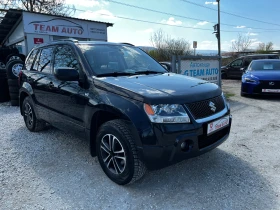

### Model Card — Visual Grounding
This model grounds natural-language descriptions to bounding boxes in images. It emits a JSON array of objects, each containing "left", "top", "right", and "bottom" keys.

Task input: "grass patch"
[{"left": 224, "top": 92, "right": 235, "bottom": 99}]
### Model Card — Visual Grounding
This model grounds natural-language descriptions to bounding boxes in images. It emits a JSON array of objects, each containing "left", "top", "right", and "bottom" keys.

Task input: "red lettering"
[
  {"left": 46, "top": 25, "right": 51, "bottom": 32},
  {"left": 67, "top": 28, "right": 72, "bottom": 34},
  {"left": 52, "top": 26, "right": 59, "bottom": 33},
  {"left": 34, "top": 23, "right": 39, "bottom": 30},
  {"left": 40, "top": 24, "right": 45, "bottom": 31},
  {"left": 78, "top": 29, "right": 83, "bottom": 35},
  {"left": 72, "top": 28, "right": 77, "bottom": 34},
  {"left": 61, "top": 27, "right": 66, "bottom": 33}
]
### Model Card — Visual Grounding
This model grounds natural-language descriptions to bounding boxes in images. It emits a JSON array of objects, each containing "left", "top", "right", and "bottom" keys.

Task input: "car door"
[
  {"left": 228, "top": 58, "right": 243, "bottom": 78},
  {"left": 47, "top": 45, "right": 88, "bottom": 137},
  {"left": 24, "top": 47, "right": 54, "bottom": 122}
]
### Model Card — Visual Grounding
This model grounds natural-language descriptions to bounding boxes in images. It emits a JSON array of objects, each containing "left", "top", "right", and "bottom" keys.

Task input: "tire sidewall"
[
  {"left": 96, "top": 122, "right": 135, "bottom": 185},
  {"left": 6, "top": 60, "right": 24, "bottom": 79},
  {"left": 22, "top": 97, "right": 36, "bottom": 131}
]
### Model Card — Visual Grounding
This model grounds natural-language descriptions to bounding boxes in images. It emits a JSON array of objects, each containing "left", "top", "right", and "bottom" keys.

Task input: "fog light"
[{"left": 181, "top": 141, "right": 189, "bottom": 152}]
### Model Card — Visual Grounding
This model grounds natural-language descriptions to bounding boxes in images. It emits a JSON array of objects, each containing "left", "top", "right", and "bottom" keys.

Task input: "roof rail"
[
  {"left": 54, "top": 38, "right": 79, "bottom": 43},
  {"left": 120, "top": 42, "right": 135, "bottom": 46}
]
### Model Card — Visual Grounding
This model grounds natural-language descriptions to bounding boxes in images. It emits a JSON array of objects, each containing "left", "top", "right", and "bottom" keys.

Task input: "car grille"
[
  {"left": 198, "top": 125, "right": 230, "bottom": 149},
  {"left": 253, "top": 80, "right": 280, "bottom": 93},
  {"left": 186, "top": 95, "right": 225, "bottom": 120}
]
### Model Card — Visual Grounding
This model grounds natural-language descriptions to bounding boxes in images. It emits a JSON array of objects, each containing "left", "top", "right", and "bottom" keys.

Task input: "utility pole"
[{"left": 217, "top": 0, "right": 221, "bottom": 87}]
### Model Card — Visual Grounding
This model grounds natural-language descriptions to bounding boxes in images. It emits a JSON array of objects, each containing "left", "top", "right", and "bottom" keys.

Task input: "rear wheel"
[
  {"left": 221, "top": 72, "right": 227, "bottom": 79},
  {"left": 96, "top": 120, "right": 146, "bottom": 185},
  {"left": 22, "top": 96, "right": 46, "bottom": 132}
]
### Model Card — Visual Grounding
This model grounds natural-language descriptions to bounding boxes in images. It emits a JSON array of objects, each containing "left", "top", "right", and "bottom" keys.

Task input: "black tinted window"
[
  {"left": 35, "top": 48, "right": 54, "bottom": 73},
  {"left": 231, "top": 59, "right": 243, "bottom": 67},
  {"left": 25, "top": 49, "right": 38, "bottom": 70},
  {"left": 54, "top": 45, "right": 80, "bottom": 71}
]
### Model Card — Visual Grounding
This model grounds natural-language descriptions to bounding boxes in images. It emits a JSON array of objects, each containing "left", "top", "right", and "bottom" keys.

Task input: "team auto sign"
[
  {"left": 180, "top": 60, "right": 220, "bottom": 84},
  {"left": 22, "top": 12, "right": 107, "bottom": 40}
]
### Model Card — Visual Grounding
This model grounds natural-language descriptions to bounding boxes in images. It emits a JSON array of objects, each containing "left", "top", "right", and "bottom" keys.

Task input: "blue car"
[{"left": 241, "top": 59, "right": 280, "bottom": 96}]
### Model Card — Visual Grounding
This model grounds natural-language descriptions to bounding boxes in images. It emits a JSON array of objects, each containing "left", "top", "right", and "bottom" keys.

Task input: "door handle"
[{"left": 48, "top": 82, "right": 54, "bottom": 88}]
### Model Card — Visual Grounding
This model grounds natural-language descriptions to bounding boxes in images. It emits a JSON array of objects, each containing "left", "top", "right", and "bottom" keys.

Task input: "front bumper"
[
  {"left": 241, "top": 81, "right": 280, "bottom": 95},
  {"left": 138, "top": 110, "right": 232, "bottom": 170}
]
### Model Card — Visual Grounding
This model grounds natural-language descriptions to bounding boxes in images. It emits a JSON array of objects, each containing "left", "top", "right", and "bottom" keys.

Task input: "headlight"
[
  {"left": 144, "top": 104, "right": 190, "bottom": 123},
  {"left": 244, "top": 77, "right": 256, "bottom": 83}
]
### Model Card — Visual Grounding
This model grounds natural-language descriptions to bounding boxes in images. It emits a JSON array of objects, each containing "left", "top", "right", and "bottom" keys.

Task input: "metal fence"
[{"left": 171, "top": 55, "right": 221, "bottom": 87}]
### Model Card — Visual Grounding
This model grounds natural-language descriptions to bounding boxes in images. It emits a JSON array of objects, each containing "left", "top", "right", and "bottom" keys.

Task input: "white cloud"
[
  {"left": 251, "top": 41, "right": 262, "bottom": 47},
  {"left": 230, "top": 39, "right": 236, "bottom": 42},
  {"left": 235, "top": 25, "right": 246, "bottom": 29},
  {"left": 205, "top": 1, "right": 218, "bottom": 5},
  {"left": 161, "top": 17, "right": 182, "bottom": 26},
  {"left": 250, "top": 38, "right": 258, "bottom": 42},
  {"left": 197, "top": 21, "right": 208, "bottom": 26},
  {"left": 248, "top": 32, "right": 258, "bottom": 36},
  {"left": 78, "top": 9, "right": 116, "bottom": 20},
  {"left": 202, "top": 41, "right": 213, "bottom": 44},
  {"left": 65, "top": 0, "right": 108, "bottom": 7}
]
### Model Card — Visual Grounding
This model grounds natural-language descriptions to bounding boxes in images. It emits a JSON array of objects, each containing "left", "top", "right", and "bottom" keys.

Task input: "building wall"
[
  {"left": 7, "top": 21, "right": 24, "bottom": 45},
  {"left": 26, "top": 33, "right": 51, "bottom": 53}
]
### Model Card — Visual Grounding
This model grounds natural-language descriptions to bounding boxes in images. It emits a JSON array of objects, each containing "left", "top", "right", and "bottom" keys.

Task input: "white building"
[{"left": 0, "top": 9, "right": 113, "bottom": 55}]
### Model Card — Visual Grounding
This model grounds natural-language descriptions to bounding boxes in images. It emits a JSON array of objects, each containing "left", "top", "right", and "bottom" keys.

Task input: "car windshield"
[
  {"left": 80, "top": 44, "right": 166, "bottom": 76},
  {"left": 250, "top": 61, "right": 280, "bottom": 71}
]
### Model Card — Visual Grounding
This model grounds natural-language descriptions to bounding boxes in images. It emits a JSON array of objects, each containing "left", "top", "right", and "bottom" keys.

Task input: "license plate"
[
  {"left": 262, "top": 89, "right": 280, "bottom": 93},
  {"left": 207, "top": 115, "right": 230, "bottom": 135}
]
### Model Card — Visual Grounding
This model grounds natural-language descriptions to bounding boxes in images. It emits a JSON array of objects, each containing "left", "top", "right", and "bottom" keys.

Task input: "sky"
[{"left": 64, "top": 0, "right": 280, "bottom": 51}]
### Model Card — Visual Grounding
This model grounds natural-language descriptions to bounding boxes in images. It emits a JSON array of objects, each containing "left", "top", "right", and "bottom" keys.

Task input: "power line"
[
  {"left": 181, "top": 0, "right": 280, "bottom": 27},
  {"left": 107, "top": 0, "right": 280, "bottom": 31},
  {"left": 73, "top": 8, "right": 278, "bottom": 33}
]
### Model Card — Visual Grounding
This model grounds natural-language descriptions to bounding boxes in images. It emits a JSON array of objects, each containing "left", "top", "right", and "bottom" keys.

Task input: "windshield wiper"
[
  {"left": 96, "top": 72, "right": 134, "bottom": 77},
  {"left": 133, "top": 70, "right": 164, "bottom": 75}
]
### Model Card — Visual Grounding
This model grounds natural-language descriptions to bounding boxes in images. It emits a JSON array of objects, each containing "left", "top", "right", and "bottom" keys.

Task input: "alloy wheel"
[
  {"left": 100, "top": 134, "right": 126, "bottom": 175},
  {"left": 12, "top": 63, "right": 23, "bottom": 77},
  {"left": 24, "top": 103, "right": 33, "bottom": 127}
]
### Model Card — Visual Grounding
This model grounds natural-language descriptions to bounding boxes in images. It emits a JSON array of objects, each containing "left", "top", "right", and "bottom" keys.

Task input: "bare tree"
[
  {"left": 257, "top": 42, "right": 274, "bottom": 52},
  {"left": 0, "top": 0, "right": 75, "bottom": 16},
  {"left": 149, "top": 29, "right": 191, "bottom": 61},
  {"left": 231, "top": 33, "right": 252, "bottom": 52}
]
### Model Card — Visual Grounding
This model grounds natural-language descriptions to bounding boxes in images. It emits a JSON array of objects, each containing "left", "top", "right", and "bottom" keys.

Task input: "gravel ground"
[{"left": 1, "top": 80, "right": 280, "bottom": 210}]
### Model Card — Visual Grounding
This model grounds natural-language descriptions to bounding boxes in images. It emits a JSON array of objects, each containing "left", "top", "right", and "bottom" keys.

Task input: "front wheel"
[{"left": 96, "top": 120, "right": 146, "bottom": 185}]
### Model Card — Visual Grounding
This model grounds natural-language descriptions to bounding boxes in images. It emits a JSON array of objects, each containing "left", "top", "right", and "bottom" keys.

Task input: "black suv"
[
  {"left": 19, "top": 40, "right": 232, "bottom": 185},
  {"left": 221, "top": 54, "right": 279, "bottom": 79}
]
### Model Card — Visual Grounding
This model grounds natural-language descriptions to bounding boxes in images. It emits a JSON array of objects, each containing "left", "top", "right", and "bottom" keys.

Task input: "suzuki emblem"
[
  {"left": 269, "top": 82, "right": 275, "bottom": 86},
  {"left": 209, "top": 101, "right": 216, "bottom": 112}
]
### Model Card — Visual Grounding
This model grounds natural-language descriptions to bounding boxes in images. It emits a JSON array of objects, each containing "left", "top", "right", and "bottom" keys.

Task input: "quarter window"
[{"left": 231, "top": 59, "right": 243, "bottom": 67}]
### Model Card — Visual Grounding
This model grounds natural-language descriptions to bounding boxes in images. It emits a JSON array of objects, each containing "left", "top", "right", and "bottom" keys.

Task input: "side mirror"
[{"left": 54, "top": 67, "right": 79, "bottom": 81}]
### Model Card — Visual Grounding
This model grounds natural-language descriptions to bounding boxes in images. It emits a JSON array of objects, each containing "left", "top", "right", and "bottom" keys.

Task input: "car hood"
[
  {"left": 93, "top": 73, "right": 221, "bottom": 104},
  {"left": 248, "top": 70, "right": 280, "bottom": 80}
]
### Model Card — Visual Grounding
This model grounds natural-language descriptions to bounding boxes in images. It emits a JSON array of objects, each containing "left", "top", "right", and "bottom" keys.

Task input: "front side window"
[
  {"left": 80, "top": 44, "right": 166, "bottom": 75},
  {"left": 231, "top": 59, "right": 243, "bottom": 67},
  {"left": 34, "top": 47, "right": 54, "bottom": 73},
  {"left": 25, "top": 49, "right": 38, "bottom": 70},
  {"left": 54, "top": 45, "right": 80, "bottom": 71}
]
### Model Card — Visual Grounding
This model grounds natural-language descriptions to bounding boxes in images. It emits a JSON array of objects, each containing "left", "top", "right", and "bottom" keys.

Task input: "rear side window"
[
  {"left": 54, "top": 45, "right": 80, "bottom": 71},
  {"left": 25, "top": 49, "right": 38, "bottom": 70},
  {"left": 33, "top": 47, "right": 54, "bottom": 73},
  {"left": 268, "top": 55, "right": 279, "bottom": 59}
]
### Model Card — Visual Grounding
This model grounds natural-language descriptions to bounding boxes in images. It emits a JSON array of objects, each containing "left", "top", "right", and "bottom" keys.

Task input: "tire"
[
  {"left": 0, "top": 78, "right": 10, "bottom": 102},
  {"left": 8, "top": 79, "right": 19, "bottom": 87},
  {"left": 0, "top": 60, "right": 5, "bottom": 69},
  {"left": 11, "top": 99, "right": 19, "bottom": 106},
  {"left": 6, "top": 60, "right": 24, "bottom": 79},
  {"left": 22, "top": 96, "right": 46, "bottom": 132},
  {"left": 221, "top": 72, "right": 227, "bottom": 79},
  {"left": 5, "top": 53, "right": 22, "bottom": 63},
  {"left": 0, "top": 67, "right": 7, "bottom": 78},
  {"left": 8, "top": 86, "right": 19, "bottom": 93},
  {"left": 96, "top": 119, "right": 146, "bottom": 185}
]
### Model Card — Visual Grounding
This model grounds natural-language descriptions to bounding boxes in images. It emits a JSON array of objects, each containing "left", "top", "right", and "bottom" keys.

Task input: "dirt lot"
[{"left": 1, "top": 80, "right": 280, "bottom": 210}]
